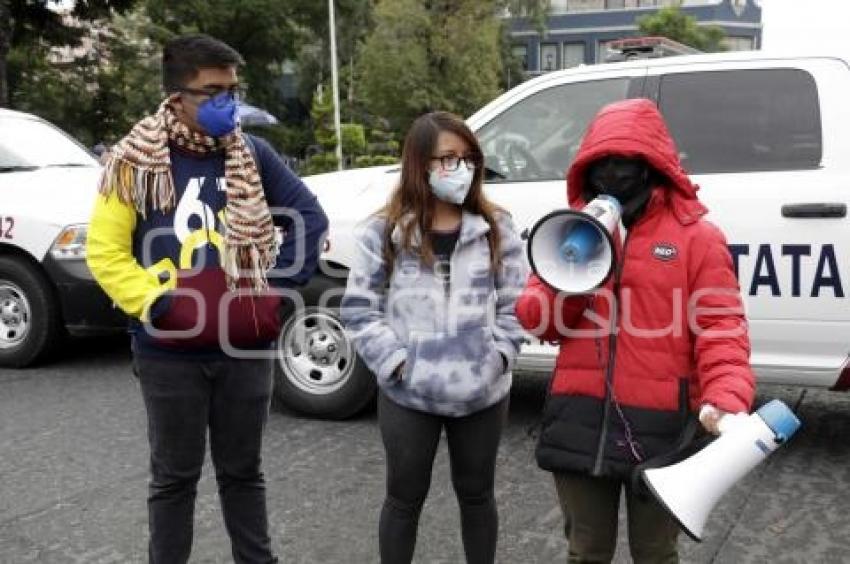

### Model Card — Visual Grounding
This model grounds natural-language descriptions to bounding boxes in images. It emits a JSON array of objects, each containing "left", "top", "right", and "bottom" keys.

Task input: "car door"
[
  {"left": 647, "top": 57, "right": 850, "bottom": 387},
  {"left": 467, "top": 67, "right": 647, "bottom": 371}
]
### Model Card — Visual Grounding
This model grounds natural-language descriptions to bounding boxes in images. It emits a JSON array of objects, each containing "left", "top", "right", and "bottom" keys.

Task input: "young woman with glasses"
[{"left": 341, "top": 111, "right": 528, "bottom": 564}]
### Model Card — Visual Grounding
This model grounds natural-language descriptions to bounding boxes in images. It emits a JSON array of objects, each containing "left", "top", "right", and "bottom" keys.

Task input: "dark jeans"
[
  {"left": 135, "top": 355, "right": 278, "bottom": 564},
  {"left": 377, "top": 392, "right": 509, "bottom": 564},
  {"left": 553, "top": 471, "right": 680, "bottom": 564}
]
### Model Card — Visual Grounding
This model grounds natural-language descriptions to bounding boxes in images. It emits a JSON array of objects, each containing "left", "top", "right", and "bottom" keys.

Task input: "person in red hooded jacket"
[{"left": 515, "top": 98, "right": 755, "bottom": 562}]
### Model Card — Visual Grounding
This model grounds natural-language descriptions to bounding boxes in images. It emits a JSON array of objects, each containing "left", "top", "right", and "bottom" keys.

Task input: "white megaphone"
[
  {"left": 640, "top": 400, "right": 802, "bottom": 542},
  {"left": 527, "top": 195, "right": 621, "bottom": 294}
]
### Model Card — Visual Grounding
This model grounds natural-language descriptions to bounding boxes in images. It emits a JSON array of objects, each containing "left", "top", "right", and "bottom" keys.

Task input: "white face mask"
[{"left": 428, "top": 165, "right": 474, "bottom": 205}]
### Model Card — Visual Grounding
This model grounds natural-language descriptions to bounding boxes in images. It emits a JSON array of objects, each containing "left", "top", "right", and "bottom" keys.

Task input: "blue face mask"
[{"left": 196, "top": 92, "right": 239, "bottom": 137}]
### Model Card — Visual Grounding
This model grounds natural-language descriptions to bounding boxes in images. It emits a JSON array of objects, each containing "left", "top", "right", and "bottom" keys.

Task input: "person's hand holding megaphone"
[{"left": 698, "top": 404, "right": 749, "bottom": 435}]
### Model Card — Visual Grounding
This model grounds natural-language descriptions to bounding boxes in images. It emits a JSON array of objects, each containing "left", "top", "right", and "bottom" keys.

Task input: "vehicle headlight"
[{"left": 50, "top": 224, "right": 88, "bottom": 260}]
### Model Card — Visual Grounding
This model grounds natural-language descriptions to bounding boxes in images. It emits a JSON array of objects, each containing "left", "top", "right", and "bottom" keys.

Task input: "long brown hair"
[{"left": 379, "top": 111, "right": 503, "bottom": 274}]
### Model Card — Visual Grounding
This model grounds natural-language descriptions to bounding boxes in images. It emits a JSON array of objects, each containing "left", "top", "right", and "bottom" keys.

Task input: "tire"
[
  {"left": 273, "top": 275, "right": 377, "bottom": 419},
  {"left": 0, "top": 256, "right": 62, "bottom": 367}
]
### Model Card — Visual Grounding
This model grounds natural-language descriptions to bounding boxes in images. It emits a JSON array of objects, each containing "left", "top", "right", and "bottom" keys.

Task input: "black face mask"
[{"left": 585, "top": 156, "right": 651, "bottom": 227}]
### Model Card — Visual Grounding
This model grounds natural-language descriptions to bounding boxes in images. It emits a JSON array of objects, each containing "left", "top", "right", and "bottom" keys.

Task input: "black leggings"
[{"left": 377, "top": 392, "right": 509, "bottom": 564}]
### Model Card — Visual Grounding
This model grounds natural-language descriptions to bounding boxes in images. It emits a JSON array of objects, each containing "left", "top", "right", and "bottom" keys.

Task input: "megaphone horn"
[
  {"left": 640, "top": 400, "right": 802, "bottom": 542},
  {"left": 527, "top": 195, "right": 622, "bottom": 294}
]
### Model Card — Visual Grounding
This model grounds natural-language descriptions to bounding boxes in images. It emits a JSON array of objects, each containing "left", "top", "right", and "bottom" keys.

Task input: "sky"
[{"left": 759, "top": 0, "right": 850, "bottom": 58}]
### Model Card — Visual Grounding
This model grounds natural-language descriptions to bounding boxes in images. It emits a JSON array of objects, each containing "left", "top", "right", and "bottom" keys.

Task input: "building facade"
[{"left": 508, "top": 0, "right": 762, "bottom": 75}]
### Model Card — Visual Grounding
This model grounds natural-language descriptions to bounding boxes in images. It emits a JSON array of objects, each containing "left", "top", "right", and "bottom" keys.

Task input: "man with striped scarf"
[{"left": 87, "top": 34, "right": 328, "bottom": 564}]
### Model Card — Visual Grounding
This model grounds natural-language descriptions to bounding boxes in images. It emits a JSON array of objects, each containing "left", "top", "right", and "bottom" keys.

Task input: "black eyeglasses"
[
  {"left": 430, "top": 154, "right": 481, "bottom": 172},
  {"left": 176, "top": 86, "right": 246, "bottom": 108}
]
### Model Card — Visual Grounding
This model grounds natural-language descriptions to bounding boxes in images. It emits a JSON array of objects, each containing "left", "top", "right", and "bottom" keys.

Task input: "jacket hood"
[{"left": 566, "top": 98, "right": 706, "bottom": 225}]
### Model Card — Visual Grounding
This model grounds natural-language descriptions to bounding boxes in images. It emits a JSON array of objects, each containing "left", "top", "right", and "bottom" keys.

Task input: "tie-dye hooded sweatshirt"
[{"left": 340, "top": 210, "right": 529, "bottom": 417}]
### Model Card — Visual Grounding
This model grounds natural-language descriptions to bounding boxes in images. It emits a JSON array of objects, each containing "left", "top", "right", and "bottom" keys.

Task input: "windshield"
[
  {"left": 476, "top": 78, "right": 630, "bottom": 182},
  {"left": 0, "top": 115, "right": 97, "bottom": 169}
]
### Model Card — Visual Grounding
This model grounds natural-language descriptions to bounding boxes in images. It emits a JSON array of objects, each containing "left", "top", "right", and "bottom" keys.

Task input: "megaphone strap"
[{"left": 631, "top": 417, "right": 709, "bottom": 496}]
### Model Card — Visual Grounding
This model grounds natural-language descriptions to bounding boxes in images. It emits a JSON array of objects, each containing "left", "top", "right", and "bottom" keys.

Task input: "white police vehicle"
[
  {"left": 0, "top": 109, "right": 125, "bottom": 366},
  {"left": 286, "top": 51, "right": 849, "bottom": 418}
]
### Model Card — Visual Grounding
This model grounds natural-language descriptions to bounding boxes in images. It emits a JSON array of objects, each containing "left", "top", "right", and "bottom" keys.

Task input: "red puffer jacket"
[{"left": 516, "top": 99, "right": 755, "bottom": 478}]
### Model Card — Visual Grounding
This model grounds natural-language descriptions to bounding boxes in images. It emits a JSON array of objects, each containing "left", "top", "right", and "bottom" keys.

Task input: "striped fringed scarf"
[{"left": 98, "top": 98, "right": 278, "bottom": 292}]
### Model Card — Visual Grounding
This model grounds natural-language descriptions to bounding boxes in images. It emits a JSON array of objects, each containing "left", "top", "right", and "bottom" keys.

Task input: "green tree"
[
  {"left": 504, "top": 0, "right": 550, "bottom": 33},
  {"left": 142, "top": 0, "right": 374, "bottom": 159},
  {"left": 341, "top": 123, "right": 366, "bottom": 156},
  {"left": 88, "top": 9, "right": 163, "bottom": 142},
  {"left": 144, "top": 0, "right": 301, "bottom": 120},
  {"left": 357, "top": 0, "right": 504, "bottom": 134},
  {"left": 301, "top": 86, "right": 339, "bottom": 174},
  {"left": 292, "top": 0, "right": 373, "bottom": 123},
  {"left": 9, "top": 7, "right": 161, "bottom": 146},
  {"left": 0, "top": 0, "right": 10, "bottom": 106},
  {"left": 2, "top": 0, "right": 138, "bottom": 108},
  {"left": 7, "top": 45, "right": 96, "bottom": 142},
  {"left": 143, "top": 0, "right": 371, "bottom": 125},
  {"left": 310, "top": 86, "right": 337, "bottom": 151},
  {"left": 636, "top": 3, "right": 726, "bottom": 52},
  {"left": 302, "top": 84, "right": 401, "bottom": 174}
]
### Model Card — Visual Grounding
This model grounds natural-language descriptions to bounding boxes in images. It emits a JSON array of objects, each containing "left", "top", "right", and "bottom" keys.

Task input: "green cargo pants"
[{"left": 553, "top": 472, "right": 680, "bottom": 564}]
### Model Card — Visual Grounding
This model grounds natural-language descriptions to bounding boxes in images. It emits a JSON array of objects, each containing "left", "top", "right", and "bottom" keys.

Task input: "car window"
[
  {"left": 476, "top": 78, "right": 631, "bottom": 182},
  {"left": 658, "top": 69, "right": 822, "bottom": 174},
  {"left": 0, "top": 116, "right": 97, "bottom": 169}
]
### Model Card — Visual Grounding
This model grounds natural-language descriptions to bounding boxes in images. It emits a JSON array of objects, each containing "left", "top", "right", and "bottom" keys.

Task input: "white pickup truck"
[{"left": 279, "top": 50, "right": 849, "bottom": 418}]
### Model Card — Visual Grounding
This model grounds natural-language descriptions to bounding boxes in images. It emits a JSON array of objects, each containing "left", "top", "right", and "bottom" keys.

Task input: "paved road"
[{"left": 1, "top": 336, "right": 848, "bottom": 563}]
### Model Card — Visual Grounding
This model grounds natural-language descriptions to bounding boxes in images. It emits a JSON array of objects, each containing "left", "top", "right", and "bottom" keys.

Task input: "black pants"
[
  {"left": 377, "top": 392, "right": 509, "bottom": 564},
  {"left": 135, "top": 356, "right": 277, "bottom": 564}
]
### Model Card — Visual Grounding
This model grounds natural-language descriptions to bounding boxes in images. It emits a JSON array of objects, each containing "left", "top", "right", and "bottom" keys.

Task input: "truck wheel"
[
  {"left": 0, "top": 256, "right": 61, "bottom": 367},
  {"left": 274, "top": 276, "right": 376, "bottom": 419}
]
